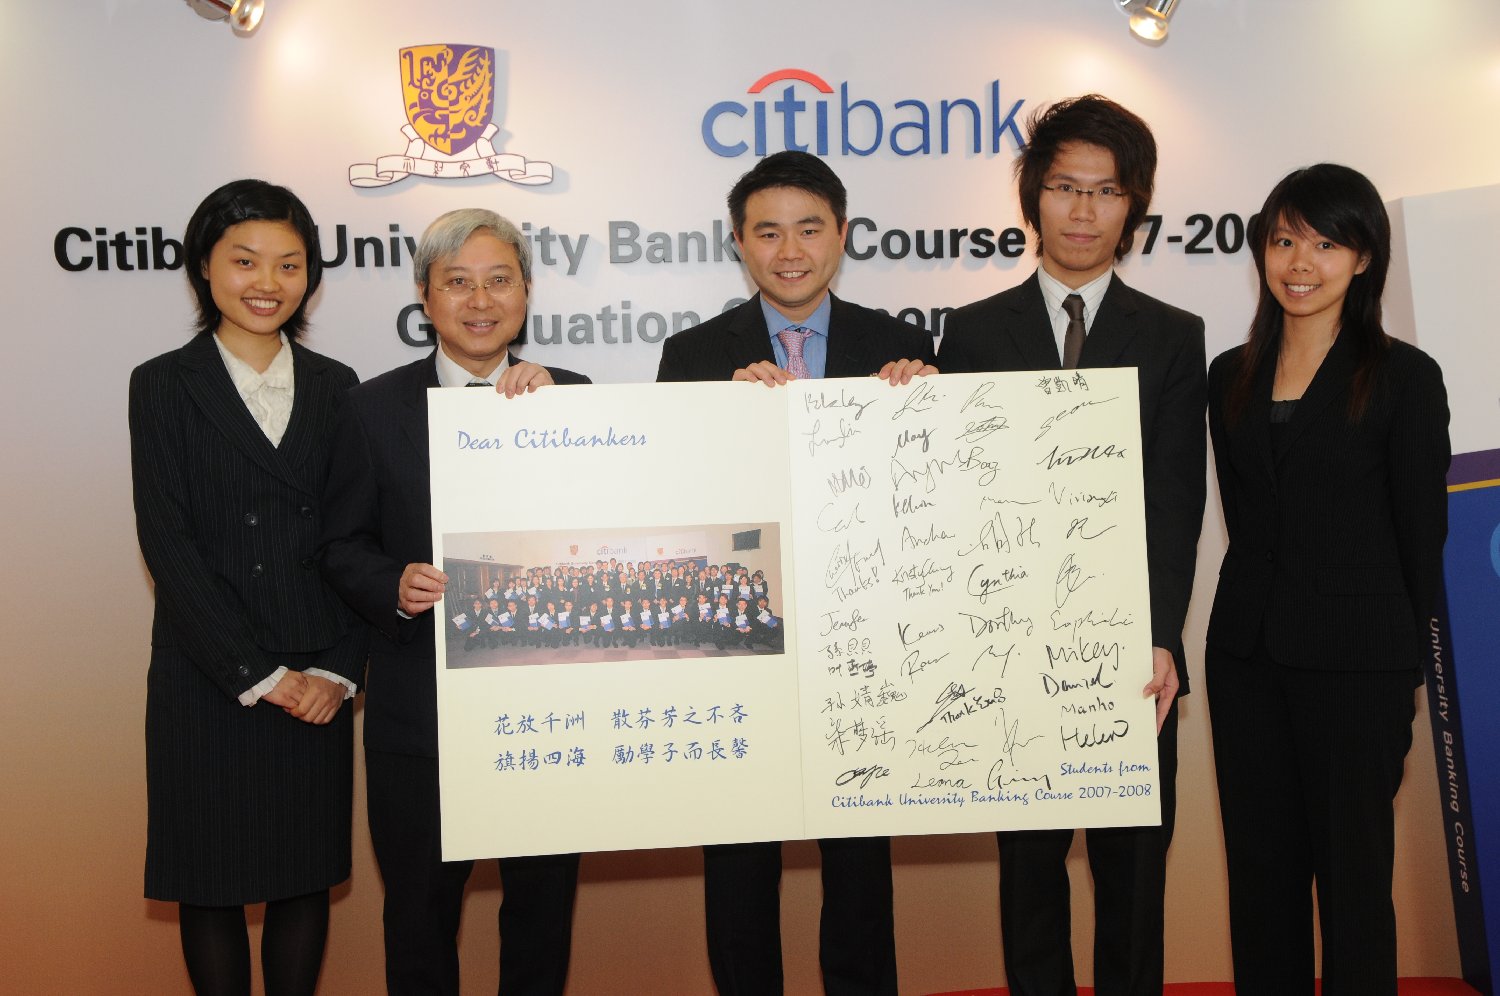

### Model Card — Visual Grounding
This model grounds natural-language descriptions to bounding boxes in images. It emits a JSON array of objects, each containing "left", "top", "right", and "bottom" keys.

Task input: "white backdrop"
[{"left": 4, "top": 1, "right": 1497, "bottom": 992}]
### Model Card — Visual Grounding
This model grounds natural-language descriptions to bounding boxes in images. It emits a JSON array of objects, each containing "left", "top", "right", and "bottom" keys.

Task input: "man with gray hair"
[{"left": 320, "top": 208, "right": 589, "bottom": 994}]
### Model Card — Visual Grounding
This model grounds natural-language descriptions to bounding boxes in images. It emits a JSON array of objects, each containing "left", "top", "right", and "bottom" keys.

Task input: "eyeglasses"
[
  {"left": 1042, "top": 183, "right": 1129, "bottom": 204},
  {"left": 433, "top": 274, "right": 524, "bottom": 298}
]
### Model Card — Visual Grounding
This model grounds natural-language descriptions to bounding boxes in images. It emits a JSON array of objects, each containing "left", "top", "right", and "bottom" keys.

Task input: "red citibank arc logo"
[
  {"left": 750, "top": 68, "right": 834, "bottom": 93},
  {"left": 701, "top": 68, "right": 1027, "bottom": 159}
]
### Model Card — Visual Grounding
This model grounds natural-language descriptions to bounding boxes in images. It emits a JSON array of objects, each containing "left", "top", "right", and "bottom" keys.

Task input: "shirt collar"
[
  {"left": 214, "top": 332, "right": 292, "bottom": 393},
  {"left": 1037, "top": 266, "right": 1112, "bottom": 325},
  {"left": 760, "top": 292, "right": 832, "bottom": 341},
  {"left": 434, "top": 345, "right": 509, "bottom": 389}
]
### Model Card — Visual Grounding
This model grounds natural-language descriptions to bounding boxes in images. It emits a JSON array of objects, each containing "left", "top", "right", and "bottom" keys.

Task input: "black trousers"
[
  {"left": 996, "top": 701, "right": 1178, "bottom": 996},
  {"left": 366, "top": 748, "right": 581, "bottom": 995},
  {"left": 703, "top": 836, "right": 897, "bottom": 995},
  {"left": 1207, "top": 647, "right": 1418, "bottom": 996}
]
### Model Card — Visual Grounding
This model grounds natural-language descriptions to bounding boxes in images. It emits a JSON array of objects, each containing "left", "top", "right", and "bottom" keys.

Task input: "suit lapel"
[
  {"left": 400, "top": 352, "right": 441, "bottom": 468},
  {"left": 727, "top": 295, "right": 778, "bottom": 372},
  {"left": 1080, "top": 275, "right": 1143, "bottom": 368},
  {"left": 1277, "top": 330, "right": 1356, "bottom": 462},
  {"left": 176, "top": 334, "right": 305, "bottom": 492},
  {"left": 824, "top": 294, "right": 864, "bottom": 378},
  {"left": 1007, "top": 274, "right": 1064, "bottom": 369},
  {"left": 1244, "top": 346, "right": 1277, "bottom": 483},
  {"left": 276, "top": 342, "right": 325, "bottom": 480}
]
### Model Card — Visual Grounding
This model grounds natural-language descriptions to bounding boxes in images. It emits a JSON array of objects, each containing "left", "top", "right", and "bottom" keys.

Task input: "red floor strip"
[{"left": 924, "top": 979, "right": 1480, "bottom": 996}]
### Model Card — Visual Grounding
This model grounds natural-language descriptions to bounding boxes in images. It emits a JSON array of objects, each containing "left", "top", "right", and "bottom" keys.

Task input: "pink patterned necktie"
[{"left": 777, "top": 326, "right": 814, "bottom": 379}]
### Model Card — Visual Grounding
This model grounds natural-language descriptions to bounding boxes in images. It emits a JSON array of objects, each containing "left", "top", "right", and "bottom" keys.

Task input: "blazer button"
[
  {"left": 301, "top": 557, "right": 316, "bottom": 570},
  {"left": 300, "top": 506, "right": 315, "bottom": 519},
  {"left": 250, "top": 563, "right": 265, "bottom": 578},
  {"left": 237, "top": 665, "right": 251, "bottom": 677},
  {"left": 1264, "top": 551, "right": 1274, "bottom": 563},
  {"left": 243, "top": 512, "right": 259, "bottom": 526}
]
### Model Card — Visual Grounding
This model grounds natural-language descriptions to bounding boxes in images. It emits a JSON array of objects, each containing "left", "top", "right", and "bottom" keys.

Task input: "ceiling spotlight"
[
  {"left": 1117, "top": 0, "right": 1178, "bottom": 42},
  {"left": 185, "top": 0, "right": 266, "bottom": 35}
]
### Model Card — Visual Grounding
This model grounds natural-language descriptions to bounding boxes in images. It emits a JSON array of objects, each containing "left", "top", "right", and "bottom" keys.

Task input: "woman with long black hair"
[{"left": 1206, "top": 163, "right": 1450, "bottom": 995}]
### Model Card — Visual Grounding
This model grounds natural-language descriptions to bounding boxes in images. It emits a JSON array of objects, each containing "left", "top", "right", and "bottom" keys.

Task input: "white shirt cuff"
[
  {"left": 306, "top": 668, "right": 357, "bottom": 700},
  {"left": 238, "top": 665, "right": 288, "bottom": 706}
]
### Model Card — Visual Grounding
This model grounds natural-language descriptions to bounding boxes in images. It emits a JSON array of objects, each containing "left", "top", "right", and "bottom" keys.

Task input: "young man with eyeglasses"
[
  {"left": 320, "top": 208, "right": 589, "bottom": 995},
  {"left": 939, "top": 94, "right": 1207, "bottom": 996}
]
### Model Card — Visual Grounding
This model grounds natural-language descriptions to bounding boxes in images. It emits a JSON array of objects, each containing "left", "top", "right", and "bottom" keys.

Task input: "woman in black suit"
[
  {"left": 130, "top": 180, "right": 364, "bottom": 995},
  {"left": 1206, "top": 164, "right": 1450, "bottom": 996}
]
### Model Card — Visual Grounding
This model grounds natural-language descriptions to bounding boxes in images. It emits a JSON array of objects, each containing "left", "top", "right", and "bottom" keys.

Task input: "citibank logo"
[{"left": 701, "top": 68, "right": 1027, "bottom": 158}]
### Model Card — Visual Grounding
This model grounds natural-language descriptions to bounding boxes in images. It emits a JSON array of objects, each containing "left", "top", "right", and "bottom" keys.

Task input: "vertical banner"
[
  {"left": 1389, "top": 185, "right": 1500, "bottom": 996},
  {"left": 1429, "top": 450, "right": 1500, "bottom": 995}
]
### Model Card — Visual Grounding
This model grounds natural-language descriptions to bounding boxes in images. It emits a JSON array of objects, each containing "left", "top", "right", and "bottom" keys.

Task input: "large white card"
[{"left": 430, "top": 371, "right": 1159, "bottom": 859}]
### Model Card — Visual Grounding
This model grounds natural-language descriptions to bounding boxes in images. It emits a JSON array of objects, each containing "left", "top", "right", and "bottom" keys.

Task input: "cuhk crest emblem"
[
  {"left": 569, "top": 544, "right": 579, "bottom": 556},
  {"left": 349, "top": 44, "right": 554, "bottom": 188}
]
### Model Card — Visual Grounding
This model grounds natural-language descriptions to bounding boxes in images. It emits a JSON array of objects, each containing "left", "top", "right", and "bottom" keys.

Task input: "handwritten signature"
[
  {"left": 804, "top": 417, "right": 859, "bottom": 457},
  {"left": 835, "top": 764, "right": 892, "bottom": 789},
  {"left": 1054, "top": 553, "right": 1095, "bottom": 608},
  {"left": 893, "top": 381, "right": 941, "bottom": 420},
  {"left": 806, "top": 387, "right": 875, "bottom": 421},
  {"left": 1034, "top": 395, "right": 1119, "bottom": 441}
]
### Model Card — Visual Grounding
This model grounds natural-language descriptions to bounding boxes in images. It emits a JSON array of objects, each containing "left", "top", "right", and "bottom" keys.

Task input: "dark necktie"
[{"left": 1062, "top": 294, "right": 1086, "bottom": 369}]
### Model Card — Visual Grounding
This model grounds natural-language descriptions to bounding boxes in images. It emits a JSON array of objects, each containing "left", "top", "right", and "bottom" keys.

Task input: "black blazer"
[
  {"left": 939, "top": 272, "right": 1207, "bottom": 687},
  {"left": 1206, "top": 334, "right": 1449, "bottom": 670},
  {"left": 655, "top": 292, "right": 936, "bottom": 382},
  {"left": 130, "top": 333, "right": 365, "bottom": 698},
  {"left": 318, "top": 351, "right": 590, "bottom": 757}
]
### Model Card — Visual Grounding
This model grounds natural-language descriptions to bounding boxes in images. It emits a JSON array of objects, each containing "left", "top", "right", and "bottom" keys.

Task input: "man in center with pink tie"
[{"left": 657, "top": 150, "right": 936, "bottom": 995}]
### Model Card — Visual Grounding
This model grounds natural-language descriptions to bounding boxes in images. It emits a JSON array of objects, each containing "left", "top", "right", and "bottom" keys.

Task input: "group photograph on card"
[{"left": 441, "top": 521, "right": 787, "bottom": 667}]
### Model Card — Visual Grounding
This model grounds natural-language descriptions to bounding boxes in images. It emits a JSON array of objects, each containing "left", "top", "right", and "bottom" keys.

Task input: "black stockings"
[{"left": 179, "top": 890, "right": 329, "bottom": 996}]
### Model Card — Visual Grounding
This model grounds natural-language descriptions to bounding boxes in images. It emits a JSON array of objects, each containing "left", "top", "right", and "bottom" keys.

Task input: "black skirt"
[{"left": 144, "top": 646, "right": 353, "bottom": 906}]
